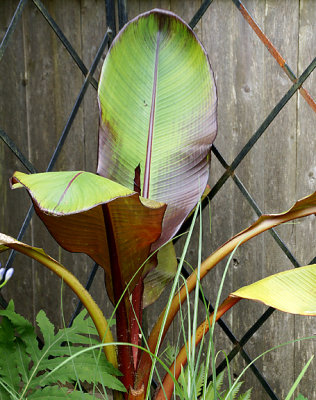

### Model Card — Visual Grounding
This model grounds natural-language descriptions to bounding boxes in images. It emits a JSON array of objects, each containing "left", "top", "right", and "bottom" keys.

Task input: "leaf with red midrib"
[
  {"left": 11, "top": 171, "right": 166, "bottom": 304},
  {"left": 97, "top": 9, "right": 217, "bottom": 250}
]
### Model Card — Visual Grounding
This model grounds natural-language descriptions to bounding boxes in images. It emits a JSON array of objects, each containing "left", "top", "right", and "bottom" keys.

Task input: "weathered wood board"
[{"left": 0, "top": 1, "right": 315, "bottom": 398}]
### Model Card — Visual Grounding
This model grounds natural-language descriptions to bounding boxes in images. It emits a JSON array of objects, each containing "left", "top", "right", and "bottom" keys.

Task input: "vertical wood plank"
[
  {"left": 168, "top": 0, "right": 206, "bottom": 372},
  {"left": 138, "top": 0, "right": 170, "bottom": 15},
  {"left": 0, "top": 1, "right": 315, "bottom": 398},
  {"left": 201, "top": 0, "right": 302, "bottom": 397},
  {"left": 259, "top": 0, "right": 299, "bottom": 397},
  {"left": 295, "top": 1, "right": 316, "bottom": 399},
  {"left": 20, "top": 0, "right": 86, "bottom": 327},
  {"left": 80, "top": 0, "right": 115, "bottom": 323},
  {"left": 202, "top": 0, "right": 267, "bottom": 395},
  {"left": 0, "top": 0, "right": 34, "bottom": 322}
]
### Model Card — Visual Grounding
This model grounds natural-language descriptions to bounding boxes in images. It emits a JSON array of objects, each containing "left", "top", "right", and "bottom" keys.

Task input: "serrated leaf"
[
  {"left": 36, "top": 310, "right": 99, "bottom": 358},
  {"left": 28, "top": 385, "right": 91, "bottom": 399},
  {"left": 39, "top": 353, "right": 125, "bottom": 391},
  {"left": 28, "top": 310, "right": 121, "bottom": 393},
  {"left": 174, "top": 361, "right": 206, "bottom": 400},
  {"left": 162, "top": 343, "right": 178, "bottom": 366},
  {"left": 0, "top": 305, "right": 123, "bottom": 397},
  {"left": 15, "top": 338, "right": 30, "bottom": 387},
  {"left": 295, "top": 395, "right": 308, "bottom": 400},
  {"left": 222, "top": 381, "right": 244, "bottom": 399},
  {"left": 205, "top": 370, "right": 225, "bottom": 400},
  {"left": 36, "top": 309, "right": 55, "bottom": 345},
  {"left": 238, "top": 388, "right": 252, "bottom": 400},
  {"left": 0, "top": 306, "right": 35, "bottom": 394},
  {"left": 195, "top": 362, "right": 206, "bottom": 398},
  {"left": 40, "top": 349, "right": 121, "bottom": 378},
  {"left": 0, "top": 318, "right": 21, "bottom": 391}
]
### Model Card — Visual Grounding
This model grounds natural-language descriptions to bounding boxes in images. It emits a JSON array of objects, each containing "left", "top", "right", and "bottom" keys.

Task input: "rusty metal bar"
[
  {"left": 232, "top": 0, "right": 316, "bottom": 114},
  {"left": 209, "top": 57, "right": 316, "bottom": 200}
]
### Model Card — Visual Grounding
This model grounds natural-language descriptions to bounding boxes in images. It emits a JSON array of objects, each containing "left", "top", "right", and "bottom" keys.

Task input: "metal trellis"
[{"left": 0, "top": 1, "right": 315, "bottom": 399}]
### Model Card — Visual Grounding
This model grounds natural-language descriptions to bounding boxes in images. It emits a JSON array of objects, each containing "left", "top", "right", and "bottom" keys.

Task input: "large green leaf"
[
  {"left": 11, "top": 171, "right": 166, "bottom": 303},
  {"left": 231, "top": 265, "right": 316, "bottom": 315},
  {"left": 97, "top": 9, "right": 217, "bottom": 249}
]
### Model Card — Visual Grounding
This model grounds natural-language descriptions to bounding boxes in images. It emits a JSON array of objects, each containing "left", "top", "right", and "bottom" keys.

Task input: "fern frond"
[
  {"left": 0, "top": 301, "right": 124, "bottom": 398},
  {"left": 204, "top": 370, "right": 225, "bottom": 400},
  {"left": 195, "top": 361, "right": 205, "bottom": 397},
  {"left": 294, "top": 395, "right": 308, "bottom": 400},
  {"left": 28, "top": 384, "right": 96, "bottom": 399},
  {"left": 238, "top": 388, "right": 252, "bottom": 400}
]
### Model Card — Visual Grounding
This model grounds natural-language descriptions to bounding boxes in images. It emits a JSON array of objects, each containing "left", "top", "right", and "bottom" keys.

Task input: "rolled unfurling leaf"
[{"left": 142, "top": 242, "right": 178, "bottom": 308}]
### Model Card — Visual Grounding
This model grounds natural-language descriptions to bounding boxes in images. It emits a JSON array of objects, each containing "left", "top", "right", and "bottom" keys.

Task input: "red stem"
[
  {"left": 130, "top": 277, "right": 144, "bottom": 369},
  {"left": 103, "top": 205, "right": 135, "bottom": 392}
]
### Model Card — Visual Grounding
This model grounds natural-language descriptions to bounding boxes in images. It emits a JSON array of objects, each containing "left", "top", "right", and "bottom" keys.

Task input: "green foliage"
[
  {"left": 295, "top": 395, "right": 309, "bottom": 400},
  {"left": 176, "top": 366, "right": 252, "bottom": 400},
  {"left": 0, "top": 301, "right": 125, "bottom": 399},
  {"left": 2, "top": 7, "right": 316, "bottom": 399},
  {"left": 164, "top": 345, "right": 251, "bottom": 400}
]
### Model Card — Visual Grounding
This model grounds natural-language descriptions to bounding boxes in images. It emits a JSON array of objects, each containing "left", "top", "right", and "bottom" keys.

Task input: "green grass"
[{"left": 0, "top": 202, "right": 314, "bottom": 399}]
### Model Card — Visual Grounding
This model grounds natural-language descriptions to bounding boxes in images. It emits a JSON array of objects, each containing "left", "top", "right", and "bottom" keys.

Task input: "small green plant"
[
  {"left": 0, "top": 8, "right": 315, "bottom": 400},
  {"left": 0, "top": 301, "right": 125, "bottom": 399},
  {"left": 176, "top": 368, "right": 252, "bottom": 400},
  {"left": 163, "top": 345, "right": 251, "bottom": 400},
  {"left": 295, "top": 395, "right": 309, "bottom": 400}
]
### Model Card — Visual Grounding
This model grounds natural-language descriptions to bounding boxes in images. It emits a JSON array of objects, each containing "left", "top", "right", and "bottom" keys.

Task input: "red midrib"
[
  {"left": 53, "top": 172, "right": 84, "bottom": 211},
  {"left": 143, "top": 30, "right": 161, "bottom": 199}
]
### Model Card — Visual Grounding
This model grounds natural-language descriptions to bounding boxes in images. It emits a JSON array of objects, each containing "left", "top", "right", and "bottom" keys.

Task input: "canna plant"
[{"left": 0, "top": 8, "right": 316, "bottom": 400}]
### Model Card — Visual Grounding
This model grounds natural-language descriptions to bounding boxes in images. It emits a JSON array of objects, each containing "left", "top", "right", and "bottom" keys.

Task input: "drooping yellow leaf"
[{"left": 231, "top": 265, "right": 316, "bottom": 315}]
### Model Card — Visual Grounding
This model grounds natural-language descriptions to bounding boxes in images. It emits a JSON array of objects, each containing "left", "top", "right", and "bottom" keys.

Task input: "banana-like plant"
[{"left": 1, "top": 9, "right": 315, "bottom": 400}]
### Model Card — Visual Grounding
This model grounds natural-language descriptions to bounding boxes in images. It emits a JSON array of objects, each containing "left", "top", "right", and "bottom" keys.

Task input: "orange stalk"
[
  {"left": 135, "top": 193, "right": 316, "bottom": 391},
  {"left": 0, "top": 235, "right": 118, "bottom": 368},
  {"left": 154, "top": 296, "right": 240, "bottom": 400}
]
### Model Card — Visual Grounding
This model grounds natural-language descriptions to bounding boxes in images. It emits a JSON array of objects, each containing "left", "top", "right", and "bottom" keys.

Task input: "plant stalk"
[
  {"left": 128, "top": 384, "right": 145, "bottom": 400},
  {"left": 135, "top": 197, "right": 316, "bottom": 390},
  {"left": 103, "top": 204, "right": 135, "bottom": 392},
  {"left": 130, "top": 277, "right": 144, "bottom": 370},
  {"left": 154, "top": 296, "right": 240, "bottom": 400},
  {"left": 7, "top": 242, "right": 117, "bottom": 368}
]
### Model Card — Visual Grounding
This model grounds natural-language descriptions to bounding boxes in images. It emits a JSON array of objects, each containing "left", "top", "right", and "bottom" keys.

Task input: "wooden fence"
[{"left": 0, "top": 0, "right": 315, "bottom": 398}]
